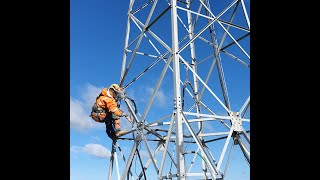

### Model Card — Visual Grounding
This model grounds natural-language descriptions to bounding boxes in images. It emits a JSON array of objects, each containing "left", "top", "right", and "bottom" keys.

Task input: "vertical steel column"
[
  {"left": 120, "top": 0, "right": 135, "bottom": 84},
  {"left": 171, "top": 0, "right": 186, "bottom": 179},
  {"left": 121, "top": 138, "right": 140, "bottom": 180},
  {"left": 108, "top": 141, "right": 116, "bottom": 180},
  {"left": 114, "top": 151, "right": 120, "bottom": 180},
  {"left": 186, "top": 0, "right": 207, "bottom": 178}
]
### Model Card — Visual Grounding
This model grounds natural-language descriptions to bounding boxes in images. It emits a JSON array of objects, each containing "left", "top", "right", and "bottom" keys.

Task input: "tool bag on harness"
[{"left": 90, "top": 103, "right": 107, "bottom": 123}]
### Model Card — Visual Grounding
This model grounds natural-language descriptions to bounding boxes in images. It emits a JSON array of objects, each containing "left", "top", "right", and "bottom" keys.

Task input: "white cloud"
[
  {"left": 70, "top": 97, "right": 97, "bottom": 131},
  {"left": 70, "top": 146, "right": 82, "bottom": 153},
  {"left": 136, "top": 150, "right": 152, "bottom": 159},
  {"left": 80, "top": 83, "right": 102, "bottom": 107},
  {"left": 83, "top": 144, "right": 111, "bottom": 158},
  {"left": 70, "top": 83, "right": 105, "bottom": 132},
  {"left": 70, "top": 146, "right": 82, "bottom": 159},
  {"left": 70, "top": 143, "right": 111, "bottom": 159},
  {"left": 118, "top": 116, "right": 133, "bottom": 132},
  {"left": 125, "top": 89, "right": 136, "bottom": 101},
  {"left": 203, "top": 121, "right": 214, "bottom": 132},
  {"left": 145, "top": 87, "right": 167, "bottom": 106},
  {"left": 90, "top": 136, "right": 101, "bottom": 143}
]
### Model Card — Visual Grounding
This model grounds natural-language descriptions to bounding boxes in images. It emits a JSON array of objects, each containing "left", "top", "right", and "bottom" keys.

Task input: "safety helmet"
[
  {"left": 109, "top": 83, "right": 126, "bottom": 99},
  {"left": 109, "top": 84, "right": 120, "bottom": 91}
]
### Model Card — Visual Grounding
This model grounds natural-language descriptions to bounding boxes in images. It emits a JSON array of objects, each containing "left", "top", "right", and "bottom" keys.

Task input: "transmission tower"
[{"left": 109, "top": 0, "right": 250, "bottom": 179}]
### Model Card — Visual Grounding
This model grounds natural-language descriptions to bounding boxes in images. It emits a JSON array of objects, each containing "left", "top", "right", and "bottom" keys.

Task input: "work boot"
[{"left": 115, "top": 129, "right": 127, "bottom": 137}]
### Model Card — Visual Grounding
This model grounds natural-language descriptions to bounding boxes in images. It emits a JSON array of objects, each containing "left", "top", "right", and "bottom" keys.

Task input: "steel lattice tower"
[{"left": 108, "top": 0, "right": 250, "bottom": 179}]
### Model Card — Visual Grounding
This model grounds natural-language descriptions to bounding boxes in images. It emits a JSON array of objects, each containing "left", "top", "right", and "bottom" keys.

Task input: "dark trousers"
[{"left": 104, "top": 113, "right": 116, "bottom": 140}]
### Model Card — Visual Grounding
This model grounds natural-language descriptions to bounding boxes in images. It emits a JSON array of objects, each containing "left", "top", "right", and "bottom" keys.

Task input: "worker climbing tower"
[{"left": 109, "top": 0, "right": 250, "bottom": 179}]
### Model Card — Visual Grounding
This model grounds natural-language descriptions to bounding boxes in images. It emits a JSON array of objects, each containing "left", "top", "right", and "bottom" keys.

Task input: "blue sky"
[{"left": 71, "top": 0, "right": 250, "bottom": 179}]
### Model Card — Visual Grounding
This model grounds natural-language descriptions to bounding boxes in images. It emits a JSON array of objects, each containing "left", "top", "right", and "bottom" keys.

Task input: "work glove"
[{"left": 112, "top": 113, "right": 120, "bottom": 119}]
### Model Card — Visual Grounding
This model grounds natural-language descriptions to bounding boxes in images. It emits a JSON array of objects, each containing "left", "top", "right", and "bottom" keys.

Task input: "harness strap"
[{"left": 106, "top": 89, "right": 113, "bottom": 98}]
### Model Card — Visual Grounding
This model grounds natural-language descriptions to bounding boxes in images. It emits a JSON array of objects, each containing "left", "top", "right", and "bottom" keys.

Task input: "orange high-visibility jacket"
[{"left": 96, "top": 88, "right": 123, "bottom": 117}]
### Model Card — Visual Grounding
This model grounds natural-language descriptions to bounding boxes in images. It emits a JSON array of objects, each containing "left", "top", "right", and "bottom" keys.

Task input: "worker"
[{"left": 90, "top": 83, "right": 129, "bottom": 140}]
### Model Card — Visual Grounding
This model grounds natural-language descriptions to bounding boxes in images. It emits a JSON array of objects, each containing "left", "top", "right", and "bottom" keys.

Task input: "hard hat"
[
  {"left": 109, "top": 84, "right": 120, "bottom": 91},
  {"left": 109, "top": 84, "right": 126, "bottom": 98}
]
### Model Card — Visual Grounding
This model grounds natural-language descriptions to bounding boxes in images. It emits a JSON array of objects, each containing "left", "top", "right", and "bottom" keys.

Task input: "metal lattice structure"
[{"left": 109, "top": 0, "right": 250, "bottom": 179}]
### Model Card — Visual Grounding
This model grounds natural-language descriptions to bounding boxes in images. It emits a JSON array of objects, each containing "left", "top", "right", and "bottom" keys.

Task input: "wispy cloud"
[
  {"left": 70, "top": 83, "right": 104, "bottom": 131},
  {"left": 125, "top": 89, "right": 136, "bottom": 101},
  {"left": 90, "top": 136, "right": 101, "bottom": 143},
  {"left": 145, "top": 87, "right": 167, "bottom": 107},
  {"left": 80, "top": 83, "right": 103, "bottom": 108},
  {"left": 118, "top": 116, "right": 133, "bottom": 132},
  {"left": 203, "top": 121, "right": 214, "bottom": 132},
  {"left": 136, "top": 150, "right": 155, "bottom": 159},
  {"left": 70, "top": 98, "right": 96, "bottom": 131},
  {"left": 83, "top": 144, "right": 111, "bottom": 158},
  {"left": 70, "top": 143, "right": 111, "bottom": 159},
  {"left": 70, "top": 145, "right": 82, "bottom": 159},
  {"left": 70, "top": 146, "right": 82, "bottom": 153}
]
